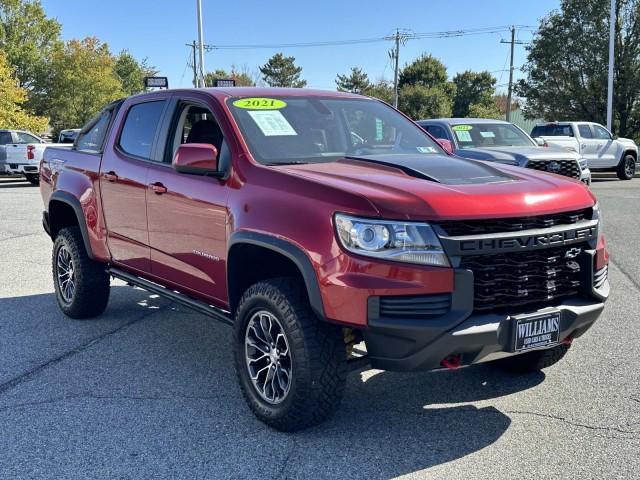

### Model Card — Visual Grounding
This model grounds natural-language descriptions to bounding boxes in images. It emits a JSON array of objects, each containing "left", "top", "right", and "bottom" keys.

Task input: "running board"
[{"left": 108, "top": 267, "right": 233, "bottom": 326}]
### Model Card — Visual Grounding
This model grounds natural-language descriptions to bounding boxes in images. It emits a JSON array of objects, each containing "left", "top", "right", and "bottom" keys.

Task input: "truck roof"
[
  {"left": 130, "top": 87, "right": 366, "bottom": 101},
  {"left": 419, "top": 118, "right": 511, "bottom": 125}
]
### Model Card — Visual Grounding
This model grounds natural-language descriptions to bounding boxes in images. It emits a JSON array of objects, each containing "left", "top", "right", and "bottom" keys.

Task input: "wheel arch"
[
  {"left": 227, "top": 231, "right": 325, "bottom": 320},
  {"left": 48, "top": 191, "right": 95, "bottom": 259}
]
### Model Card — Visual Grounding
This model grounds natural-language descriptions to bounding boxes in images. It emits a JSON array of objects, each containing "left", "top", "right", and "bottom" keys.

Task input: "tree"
[
  {"left": 452, "top": 70, "right": 498, "bottom": 117},
  {"left": 43, "top": 37, "right": 124, "bottom": 132},
  {"left": 398, "top": 84, "right": 452, "bottom": 120},
  {"left": 0, "top": 0, "right": 61, "bottom": 91},
  {"left": 468, "top": 102, "right": 502, "bottom": 119},
  {"left": 114, "top": 49, "right": 157, "bottom": 96},
  {"left": 363, "top": 80, "right": 394, "bottom": 104},
  {"left": 336, "top": 67, "right": 371, "bottom": 93},
  {"left": 259, "top": 53, "right": 306, "bottom": 88},
  {"left": 517, "top": 0, "right": 640, "bottom": 138},
  {"left": 204, "top": 66, "right": 255, "bottom": 87},
  {"left": 494, "top": 93, "right": 521, "bottom": 115},
  {"left": 399, "top": 54, "right": 450, "bottom": 89},
  {"left": 0, "top": 50, "right": 48, "bottom": 132}
]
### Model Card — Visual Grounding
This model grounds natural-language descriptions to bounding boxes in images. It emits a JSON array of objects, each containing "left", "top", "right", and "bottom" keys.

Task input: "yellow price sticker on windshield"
[
  {"left": 452, "top": 125, "right": 473, "bottom": 131},
  {"left": 233, "top": 98, "right": 287, "bottom": 110}
]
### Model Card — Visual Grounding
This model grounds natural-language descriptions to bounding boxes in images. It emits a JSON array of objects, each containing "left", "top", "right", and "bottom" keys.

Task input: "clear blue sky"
[{"left": 40, "top": 0, "right": 560, "bottom": 91}]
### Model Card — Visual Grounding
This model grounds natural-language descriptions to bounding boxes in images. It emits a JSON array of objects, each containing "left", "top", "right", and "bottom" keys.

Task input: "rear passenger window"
[
  {"left": 119, "top": 101, "right": 165, "bottom": 160},
  {"left": 76, "top": 110, "right": 112, "bottom": 153},
  {"left": 425, "top": 125, "right": 448, "bottom": 140},
  {"left": 0, "top": 132, "right": 12, "bottom": 145},
  {"left": 578, "top": 125, "right": 593, "bottom": 138}
]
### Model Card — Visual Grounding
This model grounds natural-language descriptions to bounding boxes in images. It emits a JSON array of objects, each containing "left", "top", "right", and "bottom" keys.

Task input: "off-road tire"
[
  {"left": 25, "top": 174, "right": 39, "bottom": 185},
  {"left": 492, "top": 344, "right": 571, "bottom": 374},
  {"left": 52, "top": 227, "right": 110, "bottom": 319},
  {"left": 616, "top": 154, "right": 636, "bottom": 180},
  {"left": 233, "top": 278, "right": 348, "bottom": 432}
]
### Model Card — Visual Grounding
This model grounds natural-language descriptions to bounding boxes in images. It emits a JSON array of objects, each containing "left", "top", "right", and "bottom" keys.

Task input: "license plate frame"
[{"left": 512, "top": 310, "right": 561, "bottom": 352}]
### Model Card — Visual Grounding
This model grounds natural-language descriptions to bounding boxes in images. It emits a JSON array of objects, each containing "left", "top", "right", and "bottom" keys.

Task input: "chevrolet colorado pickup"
[
  {"left": 418, "top": 118, "right": 592, "bottom": 185},
  {"left": 531, "top": 121, "right": 637, "bottom": 180},
  {"left": 40, "top": 88, "right": 610, "bottom": 431}
]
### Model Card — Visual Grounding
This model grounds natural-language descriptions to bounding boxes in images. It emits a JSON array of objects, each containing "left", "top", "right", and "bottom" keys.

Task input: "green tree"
[
  {"left": 452, "top": 70, "right": 498, "bottom": 117},
  {"left": 0, "top": 50, "right": 48, "bottom": 132},
  {"left": 259, "top": 53, "right": 306, "bottom": 88},
  {"left": 0, "top": 0, "right": 61, "bottom": 90},
  {"left": 363, "top": 80, "right": 394, "bottom": 104},
  {"left": 114, "top": 49, "right": 157, "bottom": 95},
  {"left": 336, "top": 67, "right": 371, "bottom": 93},
  {"left": 517, "top": 0, "right": 640, "bottom": 137},
  {"left": 398, "top": 84, "right": 452, "bottom": 120},
  {"left": 204, "top": 66, "right": 255, "bottom": 87},
  {"left": 468, "top": 102, "right": 502, "bottom": 119},
  {"left": 399, "top": 54, "right": 449, "bottom": 90},
  {"left": 43, "top": 37, "right": 124, "bottom": 132}
]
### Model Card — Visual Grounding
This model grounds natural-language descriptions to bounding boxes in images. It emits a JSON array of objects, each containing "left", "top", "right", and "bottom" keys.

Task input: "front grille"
[
  {"left": 527, "top": 159, "right": 581, "bottom": 179},
  {"left": 594, "top": 266, "right": 608, "bottom": 289},
  {"left": 379, "top": 293, "right": 451, "bottom": 319},
  {"left": 460, "top": 245, "right": 585, "bottom": 311},
  {"left": 437, "top": 209, "right": 591, "bottom": 236}
]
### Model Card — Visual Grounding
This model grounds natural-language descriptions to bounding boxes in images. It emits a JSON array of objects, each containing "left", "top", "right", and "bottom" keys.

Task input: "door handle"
[
  {"left": 149, "top": 182, "right": 167, "bottom": 194},
  {"left": 103, "top": 171, "right": 118, "bottom": 182}
]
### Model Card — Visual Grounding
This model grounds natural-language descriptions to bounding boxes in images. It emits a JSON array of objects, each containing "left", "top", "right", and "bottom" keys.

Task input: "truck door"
[
  {"left": 145, "top": 95, "right": 230, "bottom": 305},
  {"left": 100, "top": 98, "right": 168, "bottom": 273},
  {"left": 576, "top": 124, "right": 600, "bottom": 166},
  {"left": 591, "top": 124, "right": 618, "bottom": 167}
]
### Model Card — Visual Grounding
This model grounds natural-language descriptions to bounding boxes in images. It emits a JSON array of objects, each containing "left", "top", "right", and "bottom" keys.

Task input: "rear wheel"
[
  {"left": 25, "top": 173, "right": 39, "bottom": 185},
  {"left": 233, "top": 278, "right": 348, "bottom": 431},
  {"left": 52, "top": 227, "right": 110, "bottom": 318},
  {"left": 492, "top": 344, "right": 571, "bottom": 374},
  {"left": 616, "top": 154, "right": 636, "bottom": 180}
]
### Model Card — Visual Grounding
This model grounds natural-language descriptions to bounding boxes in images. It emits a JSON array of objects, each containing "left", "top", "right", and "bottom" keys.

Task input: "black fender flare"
[
  {"left": 48, "top": 191, "right": 95, "bottom": 259},
  {"left": 228, "top": 231, "right": 325, "bottom": 320}
]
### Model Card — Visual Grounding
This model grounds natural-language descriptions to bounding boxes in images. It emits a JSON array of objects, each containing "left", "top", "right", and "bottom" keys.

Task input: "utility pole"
[
  {"left": 196, "top": 0, "right": 206, "bottom": 88},
  {"left": 187, "top": 41, "right": 198, "bottom": 87},
  {"left": 501, "top": 26, "right": 525, "bottom": 122},
  {"left": 606, "top": 0, "right": 616, "bottom": 132},
  {"left": 392, "top": 29, "right": 401, "bottom": 108}
]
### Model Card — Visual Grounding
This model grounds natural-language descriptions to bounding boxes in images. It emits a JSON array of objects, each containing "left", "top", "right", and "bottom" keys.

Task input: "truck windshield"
[
  {"left": 451, "top": 123, "right": 535, "bottom": 149},
  {"left": 226, "top": 96, "right": 442, "bottom": 165},
  {"left": 531, "top": 124, "right": 574, "bottom": 137}
]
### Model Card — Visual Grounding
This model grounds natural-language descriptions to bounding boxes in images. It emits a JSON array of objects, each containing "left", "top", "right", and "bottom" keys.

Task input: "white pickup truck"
[
  {"left": 0, "top": 130, "right": 70, "bottom": 185},
  {"left": 531, "top": 122, "right": 638, "bottom": 180}
]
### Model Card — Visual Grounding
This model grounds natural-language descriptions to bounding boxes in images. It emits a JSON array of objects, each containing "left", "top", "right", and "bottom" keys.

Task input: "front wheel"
[
  {"left": 52, "top": 227, "right": 110, "bottom": 318},
  {"left": 491, "top": 344, "right": 571, "bottom": 374},
  {"left": 233, "top": 278, "right": 348, "bottom": 431},
  {"left": 617, "top": 154, "right": 636, "bottom": 180}
]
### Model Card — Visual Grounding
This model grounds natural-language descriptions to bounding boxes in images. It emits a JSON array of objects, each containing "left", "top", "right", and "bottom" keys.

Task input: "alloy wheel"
[
  {"left": 244, "top": 310, "right": 292, "bottom": 404},
  {"left": 625, "top": 157, "right": 636, "bottom": 178},
  {"left": 57, "top": 245, "right": 75, "bottom": 303}
]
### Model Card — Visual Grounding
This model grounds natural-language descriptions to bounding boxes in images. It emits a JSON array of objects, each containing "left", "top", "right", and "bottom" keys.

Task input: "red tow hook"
[
  {"left": 440, "top": 354, "right": 462, "bottom": 370},
  {"left": 562, "top": 336, "right": 574, "bottom": 346}
]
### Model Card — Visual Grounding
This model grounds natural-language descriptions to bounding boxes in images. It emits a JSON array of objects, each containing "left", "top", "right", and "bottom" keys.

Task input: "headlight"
[
  {"left": 334, "top": 214, "right": 450, "bottom": 267},
  {"left": 578, "top": 158, "right": 588, "bottom": 169},
  {"left": 593, "top": 202, "right": 603, "bottom": 235}
]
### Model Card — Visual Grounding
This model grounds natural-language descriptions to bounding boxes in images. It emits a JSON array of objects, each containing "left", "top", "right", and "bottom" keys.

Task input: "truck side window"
[
  {"left": 119, "top": 101, "right": 166, "bottom": 160},
  {"left": 0, "top": 132, "right": 12, "bottom": 145},
  {"left": 593, "top": 125, "right": 612, "bottom": 140},
  {"left": 169, "top": 104, "right": 228, "bottom": 169},
  {"left": 15, "top": 132, "right": 41, "bottom": 144},
  {"left": 578, "top": 125, "right": 593, "bottom": 138},
  {"left": 425, "top": 125, "right": 448, "bottom": 140},
  {"left": 76, "top": 110, "right": 112, "bottom": 153}
]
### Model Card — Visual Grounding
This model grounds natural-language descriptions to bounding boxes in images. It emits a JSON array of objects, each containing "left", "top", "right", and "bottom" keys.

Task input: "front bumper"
[
  {"left": 364, "top": 264, "right": 609, "bottom": 372},
  {"left": 580, "top": 167, "right": 592, "bottom": 185}
]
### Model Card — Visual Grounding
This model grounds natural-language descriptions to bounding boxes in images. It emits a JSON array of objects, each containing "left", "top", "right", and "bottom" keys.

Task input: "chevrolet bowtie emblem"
[{"left": 564, "top": 247, "right": 581, "bottom": 259}]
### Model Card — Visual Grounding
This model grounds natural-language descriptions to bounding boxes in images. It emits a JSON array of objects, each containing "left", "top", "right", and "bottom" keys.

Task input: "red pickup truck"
[{"left": 40, "top": 88, "right": 609, "bottom": 431}]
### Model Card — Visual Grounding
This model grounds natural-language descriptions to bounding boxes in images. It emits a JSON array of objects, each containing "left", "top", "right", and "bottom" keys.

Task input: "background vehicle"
[
  {"left": 418, "top": 118, "right": 592, "bottom": 185},
  {"left": 40, "top": 88, "right": 609, "bottom": 431},
  {"left": 0, "top": 129, "right": 69, "bottom": 184},
  {"left": 58, "top": 128, "right": 81, "bottom": 143},
  {"left": 531, "top": 121, "right": 638, "bottom": 180}
]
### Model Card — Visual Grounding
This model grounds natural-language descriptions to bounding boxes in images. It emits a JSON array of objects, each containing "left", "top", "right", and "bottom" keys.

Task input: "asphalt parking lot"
[{"left": 0, "top": 174, "right": 638, "bottom": 479}]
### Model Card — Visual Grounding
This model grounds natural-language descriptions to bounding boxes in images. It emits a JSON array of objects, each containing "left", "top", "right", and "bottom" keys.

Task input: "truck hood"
[
  {"left": 455, "top": 146, "right": 580, "bottom": 166},
  {"left": 278, "top": 154, "right": 595, "bottom": 220}
]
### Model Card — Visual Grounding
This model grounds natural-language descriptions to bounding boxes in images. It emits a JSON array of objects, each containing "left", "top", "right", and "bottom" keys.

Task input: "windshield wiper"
[{"left": 265, "top": 161, "right": 309, "bottom": 166}]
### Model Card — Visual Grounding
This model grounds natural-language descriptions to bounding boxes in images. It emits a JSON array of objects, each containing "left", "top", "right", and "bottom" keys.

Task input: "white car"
[
  {"left": 1, "top": 130, "right": 70, "bottom": 185},
  {"left": 531, "top": 122, "right": 638, "bottom": 180}
]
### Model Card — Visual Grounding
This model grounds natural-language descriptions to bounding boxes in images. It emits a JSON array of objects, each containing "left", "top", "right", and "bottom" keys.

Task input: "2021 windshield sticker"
[
  {"left": 233, "top": 98, "right": 287, "bottom": 110},
  {"left": 452, "top": 125, "right": 472, "bottom": 131},
  {"left": 248, "top": 110, "right": 298, "bottom": 136}
]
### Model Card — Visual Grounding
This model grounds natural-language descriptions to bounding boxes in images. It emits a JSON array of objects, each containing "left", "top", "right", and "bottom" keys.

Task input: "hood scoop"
[{"left": 345, "top": 154, "right": 516, "bottom": 185}]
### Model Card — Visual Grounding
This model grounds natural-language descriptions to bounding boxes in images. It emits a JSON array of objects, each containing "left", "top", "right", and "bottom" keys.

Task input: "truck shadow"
[{"left": 0, "top": 288, "right": 542, "bottom": 479}]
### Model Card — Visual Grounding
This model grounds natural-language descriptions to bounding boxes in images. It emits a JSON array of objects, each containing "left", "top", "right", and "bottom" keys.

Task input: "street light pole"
[
  {"left": 606, "top": 0, "right": 616, "bottom": 132},
  {"left": 196, "top": 0, "right": 206, "bottom": 88}
]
